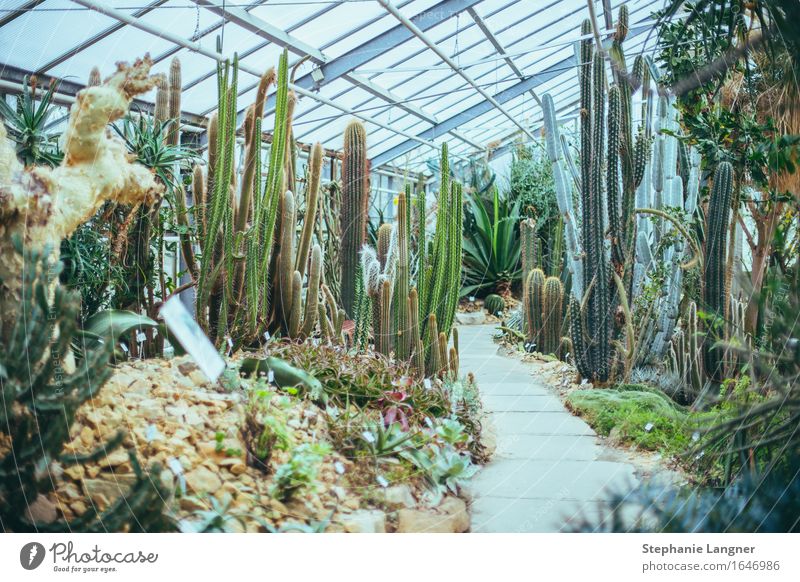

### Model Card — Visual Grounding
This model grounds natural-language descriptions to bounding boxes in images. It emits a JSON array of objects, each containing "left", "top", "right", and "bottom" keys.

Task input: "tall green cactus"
[
  {"left": 542, "top": 276, "right": 564, "bottom": 355},
  {"left": 194, "top": 49, "right": 290, "bottom": 347},
  {"left": 393, "top": 187, "right": 412, "bottom": 360},
  {"left": 341, "top": 119, "right": 369, "bottom": 317},
  {"left": 704, "top": 161, "right": 733, "bottom": 381},
  {"left": 524, "top": 268, "right": 545, "bottom": 348}
]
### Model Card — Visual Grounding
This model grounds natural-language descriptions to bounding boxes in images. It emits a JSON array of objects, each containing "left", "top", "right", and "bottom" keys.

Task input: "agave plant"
[
  {"left": 462, "top": 188, "right": 522, "bottom": 298},
  {"left": 113, "top": 113, "right": 196, "bottom": 193},
  {"left": 0, "top": 75, "right": 63, "bottom": 167}
]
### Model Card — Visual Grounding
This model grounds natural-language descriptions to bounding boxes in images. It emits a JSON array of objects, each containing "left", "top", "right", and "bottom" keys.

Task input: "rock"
[
  {"left": 218, "top": 458, "right": 247, "bottom": 475},
  {"left": 83, "top": 475, "right": 137, "bottom": 508},
  {"left": 438, "top": 496, "right": 469, "bottom": 532},
  {"left": 179, "top": 496, "right": 206, "bottom": 511},
  {"left": 64, "top": 464, "right": 85, "bottom": 481},
  {"left": 79, "top": 425, "right": 94, "bottom": 446},
  {"left": 100, "top": 448, "right": 130, "bottom": 469},
  {"left": 383, "top": 485, "right": 416, "bottom": 509},
  {"left": 26, "top": 494, "right": 57, "bottom": 524},
  {"left": 455, "top": 311, "right": 486, "bottom": 325},
  {"left": 397, "top": 508, "right": 461, "bottom": 533},
  {"left": 342, "top": 509, "right": 386, "bottom": 533},
  {"left": 185, "top": 466, "right": 222, "bottom": 495}
]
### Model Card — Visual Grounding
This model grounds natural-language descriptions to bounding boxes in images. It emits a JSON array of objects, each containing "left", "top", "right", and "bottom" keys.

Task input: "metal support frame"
[
  {"left": 0, "top": 0, "right": 45, "bottom": 28},
  {"left": 378, "top": 0, "right": 535, "bottom": 141},
  {"left": 69, "top": 0, "right": 446, "bottom": 156},
  {"left": 191, "top": 0, "right": 481, "bottom": 152}
]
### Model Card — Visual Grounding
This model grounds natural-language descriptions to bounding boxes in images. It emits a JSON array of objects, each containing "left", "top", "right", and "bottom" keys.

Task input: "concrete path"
[{"left": 457, "top": 324, "right": 640, "bottom": 533}]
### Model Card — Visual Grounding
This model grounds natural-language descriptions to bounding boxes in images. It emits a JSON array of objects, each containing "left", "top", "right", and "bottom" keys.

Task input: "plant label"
[{"left": 159, "top": 296, "right": 225, "bottom": 383}]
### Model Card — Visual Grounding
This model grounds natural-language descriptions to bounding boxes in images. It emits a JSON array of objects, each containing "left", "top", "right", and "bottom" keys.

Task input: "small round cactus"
[{"left": 484, "top": 293, "right": 505, "bottom": 316}]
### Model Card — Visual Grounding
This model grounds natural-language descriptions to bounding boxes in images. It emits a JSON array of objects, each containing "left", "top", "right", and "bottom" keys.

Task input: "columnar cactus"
[
  {"left": 541, "top": 276, "right": 564, "bottom": 355},
  {"left": 669, "top": 300, "right": 704, "bottom": 402},
  {"left": 393, "top": 188, "right": 412, "bottom": 360},
  {"left": 704, "top": 161, "right": 733, "bottom": 381},
  {"left": 341, "top": 120, "right": 370, "bottom": 317},
  {"left": 524, "top": 268, "right": 545, "bottom": 348},
  {"left": 167, "top": 57, "right": 181, "bottom": 146}
]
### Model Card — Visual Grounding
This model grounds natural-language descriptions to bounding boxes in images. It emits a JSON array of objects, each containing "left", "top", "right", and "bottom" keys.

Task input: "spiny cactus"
[
  {"left": 524, "top": 268, "right": 545, "bottom": 349},
  {"left": 484, "top": 293, "right": 505, "bottom": 316},
  {"left": 541, "top": 276, "right": 564, "bottom": 356},
  {"left": 0, "top": 241, "right": 174, "bottom": 532},
  {"left": 167, "top": 57, "right": 181, "bottom": 146},
  {"left": 194, "top": 50, "right": 290, "bottom": 347},
  {"left": 341, "top": 119, "right": 369, "bottom": 317},
  {"left": 668, "top": 300, "right": 704, "bottom": 402},
  {"left": 393, "top": 187, "right": 412, "bottom": 360},
  {"left": 704, "top": 161, "right": 734, "bottom": 382}
]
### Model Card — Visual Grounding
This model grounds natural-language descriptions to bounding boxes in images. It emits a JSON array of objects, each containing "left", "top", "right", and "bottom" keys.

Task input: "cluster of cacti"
[
  {"left": 353, "top": 145, "right": 462, "bottom": 378},
  {"left": 484, "top": 293, "right": 505, "bottom": 316},
  {"left": 340, "top": 120, "right": 370, "bottom": 317},
  {"left": 703, "top": 161, "right": 734, "bottom": 381},
  {"left": 0, "top": 241, "right": 173, "bottom": 532},
  {"left": 191, "top": 49, "right": 307, "bottom": 347},
  {"left": 523, "top": 267, "right": 564, "bottom": 355},
  {"left": 542, "top": 7, "right": 665, "bottom": 381},
  {"left": 668, "top": 300, "right": 704, "bottom": 402}
]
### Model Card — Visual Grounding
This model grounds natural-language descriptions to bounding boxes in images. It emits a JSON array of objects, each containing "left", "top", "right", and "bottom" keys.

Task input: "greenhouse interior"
[{"left": 0, "top": 0, "right": 798, "bottom": 535}]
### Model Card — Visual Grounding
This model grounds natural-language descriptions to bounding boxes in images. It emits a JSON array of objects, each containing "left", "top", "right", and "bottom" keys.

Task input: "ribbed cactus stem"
[
  {"left": 207, "top": 111, "right": 218, "bottom": 190},
  {"left": 416, "top": 187, "right": 427, "bottom": 321},
  {"left": 278, "top": 190, "right": 297, "bottom": 333},
  {"left": 167, "top": 57, "right": 181, "bottom": 146},
  {"left": 438, "top": 332, "right": 449, "bottom": 377},
  {"left": 542, "top": 276, "right": 564, "bottom": 355},
  {"left": 607, "top": 84, "right": 623, "bottom": 270},
  {"left": 377, "top": 223, "right": 393, "bottom": 269},
  {"left": 409, "top": 287, "right": 424, "bottom": 375},
  {"left": 154, "top": 74, "right": 168, "bottom": 123},
  {"left": 192, "top": 164, "right": 207, "bottom": 242},
  {"left": 296, "top": 142, "right": 322, "bottom": 278},
  {"left": 288, "top": 271, "right": 302, "bottom": 338},
  {"left": 299, "top": 244, "right": 323, "bottom": 338},
  {"left": 427, "top": 314, "right": 440, "bottom": 376},
  {"left": 394, "top": 189, "right": 411, "bottom": 360},
  {"left": 520, "top": 218, "right": 538, "bottom": 290},
  {"left": 341, "top": 119, "right": 369, "bottom": 317},
  {"left": 704, "top": 161, "right": 733, "bottom": 382},
  {"left": 524, "top": 268, "right": 546, "bottom": 348},
  {"left": 88, "top": 67, "right": 101, "bottom": 87},
  {"left": 379, "top": 278, "right": 392, "bottom": 356}
]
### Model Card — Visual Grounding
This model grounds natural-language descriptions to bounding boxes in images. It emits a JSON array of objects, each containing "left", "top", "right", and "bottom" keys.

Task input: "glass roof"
[{"left": 0, "top": 0, "right": 665, "bottom": 173}]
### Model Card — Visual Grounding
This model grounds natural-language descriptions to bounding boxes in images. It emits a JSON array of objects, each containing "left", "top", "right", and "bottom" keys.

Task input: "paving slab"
[
  {"left": 493, "top": 434, "right": 603, "bottom": 461},
  {"left": 456, "top": 324, "right": 641, "bottom": 532}
]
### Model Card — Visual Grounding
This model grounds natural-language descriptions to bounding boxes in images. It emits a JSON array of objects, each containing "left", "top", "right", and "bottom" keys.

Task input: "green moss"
[{"left": 566, "top": 384, "right": 696, "bottom": 455}]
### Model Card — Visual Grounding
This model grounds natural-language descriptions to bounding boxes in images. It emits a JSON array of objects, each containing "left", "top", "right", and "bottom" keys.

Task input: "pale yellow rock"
[
  {"left": 397, "top": 509, "right": 459, "bottom": 533},
  {"left": 341, "top": 509, "right": 386, "bottom": 533},
  {"left": 185, "top": 466, "right": 222, "bottom": 494},
  {"left": 438, "top": 496, "right": 470, "bottom": 533}
]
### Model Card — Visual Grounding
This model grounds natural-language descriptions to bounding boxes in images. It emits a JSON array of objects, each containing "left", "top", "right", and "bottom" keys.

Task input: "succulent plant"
[
  {"left": 541, "top": 276, "right": 564, "bottom": 356},
  {"left": 484, "top": 293, "right": 505, "bottom": 316},
  {"left": 341, "top": 119, "right": 370, "bottom": 317}
]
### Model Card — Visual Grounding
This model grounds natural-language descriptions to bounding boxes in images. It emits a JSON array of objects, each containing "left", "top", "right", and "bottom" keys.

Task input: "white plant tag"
[
  {"left": 136, "top": 331, "right": 147, "bottom": 343},
  {"left": 120, "top": 342, "right": 129, "bottom": 354},
  {"left": 423, "top": 378, "right": 432, "bottom": 390},
  {"left": 167, "top": 457, "right": 183, "bottom": 476},
  {"left": 376, "top": 475, "right": 389, "bottom": 488},
  {"left": 644, "top": 422, "right": 654, "bottom": 433},
  {"left": 267, "top": 370, "right": 275, "bottom": 383},
  {"left": 263, "top": 331, "right": 270, "bottom": 341},
  {"left": 159, "top": 296, "right": 225, "bottom": 383},
  {"left": 334, "top": 462, "right": 345, "bottom": 475}
]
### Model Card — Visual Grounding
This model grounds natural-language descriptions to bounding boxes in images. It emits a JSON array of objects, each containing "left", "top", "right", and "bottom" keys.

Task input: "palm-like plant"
[
  {"left": 0, "top": 75, "right": 63, "bottom": 167},
  {"left": 462, "top": 188, "right": 522, "bottom": 298}
]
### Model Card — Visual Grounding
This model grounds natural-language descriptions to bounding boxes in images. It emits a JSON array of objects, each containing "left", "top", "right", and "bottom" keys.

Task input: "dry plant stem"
[
  {"left": 635, "top": 208, "right": 702, "bottom": 269},
  {"left": 0, "top": 56, "right": 162, "bottom": 329},
  {"left": 612, "top": 270, "right": 635, "bottom": 382}
]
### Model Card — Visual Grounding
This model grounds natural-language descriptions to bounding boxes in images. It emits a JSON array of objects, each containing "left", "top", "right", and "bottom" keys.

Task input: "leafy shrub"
[
  {"left": 240, "top": 389, "right": 293, "bottom": 473},
  {"left": 566, "top": 385, "right": 695, "bottom": 455},
  {"left": 270, "top": 443, "right": 330, "bottom": 502}
]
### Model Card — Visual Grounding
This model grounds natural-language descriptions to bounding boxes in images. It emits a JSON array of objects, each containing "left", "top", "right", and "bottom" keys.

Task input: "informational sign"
[{"left": 159, "top": 296, "right": 226, "bottom": 383}]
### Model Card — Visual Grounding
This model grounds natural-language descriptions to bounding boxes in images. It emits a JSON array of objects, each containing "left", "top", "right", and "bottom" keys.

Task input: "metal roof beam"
[
  {"left": 261, "top": 0, "right": 483, "bottom": 116},
  {"left": 35, "top": 0, "right": 169, "bottom": 74},
  {"left": 191, "top": 0, "right": 326, "bottom": 63},
  {"left": 69, "top": 0, "right": 447, "bottom": 156},
  {"left": 0, "top": 0, "right": 45, "bottom": 28},
  {"left": 378, "top": 0, "right": 535, "bottom": 141}
]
